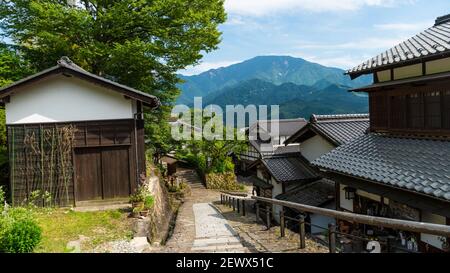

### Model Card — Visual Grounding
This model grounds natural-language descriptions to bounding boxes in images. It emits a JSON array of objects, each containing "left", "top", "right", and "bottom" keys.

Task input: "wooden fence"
[{"left": 219, "top": 192, "right": 450, "bottom": 253}]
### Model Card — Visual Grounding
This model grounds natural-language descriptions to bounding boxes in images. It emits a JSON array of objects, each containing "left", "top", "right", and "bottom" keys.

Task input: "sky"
[{"left": 180, "top": 0, "right": 450, "bottom": 75}]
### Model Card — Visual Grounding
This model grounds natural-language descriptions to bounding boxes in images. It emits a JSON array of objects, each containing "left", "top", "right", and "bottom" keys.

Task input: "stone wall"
[
  {"left": 142, "top": 167, "right": 174, "bottom": 245},
  {"left": 204, "top": 172, "right": 241, "bottom": 191}
]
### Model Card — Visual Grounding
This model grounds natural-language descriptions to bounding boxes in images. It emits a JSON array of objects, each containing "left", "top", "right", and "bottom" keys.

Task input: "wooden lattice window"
[
  {"left": 370, "top": 94, "right": 388, "bottom": 128},
  {"left": 407, "top": 92, "right": 424, "bottom": 129},
  {"left": 424, "top": 91, "right": 442, "bottom": 129},
  {"left": 443, "top": 90, "right": 450, "bottom": 129},
  {"left": 390, "top": 95, "right": 407, "bottom": 129}
]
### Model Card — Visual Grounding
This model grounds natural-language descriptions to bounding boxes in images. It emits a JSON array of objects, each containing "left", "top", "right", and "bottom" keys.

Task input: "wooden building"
[
  {"left": 312, "top": 15, "right": 450, "bottom": 253},
  {"left": 238, "top": 118, "right": 307, "bottom": 172},
  {"left": 0, "top": 57, "right": 160, "bottom": 206}
]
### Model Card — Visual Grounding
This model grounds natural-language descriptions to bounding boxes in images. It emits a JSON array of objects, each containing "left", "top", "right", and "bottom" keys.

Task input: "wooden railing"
[
  {"left": 220, "top": 192, "right": 252, "bottom": 216},
  {"left": 219, "top": 193, "right": 450, "bottom": 253}
]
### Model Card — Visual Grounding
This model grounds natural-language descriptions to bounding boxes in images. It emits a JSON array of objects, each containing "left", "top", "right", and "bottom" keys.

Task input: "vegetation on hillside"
[
  {"left": 202, "top": 79, "right": 368, "bottom": 121},
  {"left": 178, "top": 55, "right": 372, "bottom": 105}
]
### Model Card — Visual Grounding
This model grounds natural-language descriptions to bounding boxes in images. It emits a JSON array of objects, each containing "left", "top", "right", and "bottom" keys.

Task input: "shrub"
[
  {"left": 0, "top": 207, "right": 42, "bottom": 253},
  {"left": 144, "top": 195, "right": 155, "bottom": 210},
  {"left": 0, "top": 217, "right": 42, "bottom": 253}
]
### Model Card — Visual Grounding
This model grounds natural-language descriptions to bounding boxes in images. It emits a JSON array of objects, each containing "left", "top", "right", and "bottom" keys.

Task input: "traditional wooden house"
[
  {"left": 0, "top": 57, "right": 160, "bottom": 206},
  {"left": 312, "top": 15, "right": 450, "bottom": 253},
  {"left": 238, "top": 118, "right": 307, "bottom": 172},
  {"left": 247, "top": 149, "right": 326, "bottom": 227},
  {"left": 285, "top": 113, "right": 369, "bottom": 162},
  {"left": 266, "top": 114, "right": 369, "bottom": 234}
]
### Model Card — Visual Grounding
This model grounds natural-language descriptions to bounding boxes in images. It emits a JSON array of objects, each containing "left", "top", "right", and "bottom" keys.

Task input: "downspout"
[{"left": 133, "top": 101, "right": 143, "bottom": 187}]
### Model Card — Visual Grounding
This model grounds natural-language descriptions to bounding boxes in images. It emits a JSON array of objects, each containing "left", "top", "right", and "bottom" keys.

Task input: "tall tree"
[
  {"left": 0, "top": 0, "right": 226, "bottom": 155},
  {"left": 0, "top": 44, "right": 34, "bottom": 186}
]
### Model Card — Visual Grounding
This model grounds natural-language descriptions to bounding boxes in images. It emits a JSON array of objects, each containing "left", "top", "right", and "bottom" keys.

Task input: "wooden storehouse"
[
  {"left": 0, "top": 57, "right": 160, "bottom": 206},
  {"left": 312, "top": 15, "right": 450, "bottom": 253}
]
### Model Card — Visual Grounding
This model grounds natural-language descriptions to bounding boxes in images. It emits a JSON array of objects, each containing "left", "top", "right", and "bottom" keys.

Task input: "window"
[
  {"left": 407, "top": 93, "right": 424, "bottom": 129},
  {"left": 390, "top": 95, "right": 407, "bottom": 129},
  {"left": 443, "top": 91, "right": 450, "bottom": 129},
  {"left": 424, "top": 91, "right": 441, "bottom": 129},
  {"left": 370, "top": 94, "right": 388, "bottom": 128}
]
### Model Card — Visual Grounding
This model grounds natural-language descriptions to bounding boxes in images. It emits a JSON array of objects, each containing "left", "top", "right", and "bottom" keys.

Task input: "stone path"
[
  {"left": 151, "top": 168, "right": 327, "bottom": 253},
  {"left": 151, "top": 169, "right": 249, "bottom": 253},
  {"left": 191, "top": 203, "right": 247, "bottom": 253}
]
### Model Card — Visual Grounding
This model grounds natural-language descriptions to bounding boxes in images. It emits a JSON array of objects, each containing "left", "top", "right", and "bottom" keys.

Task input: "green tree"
[
  {"left": 0, "top": 45, "right": 34, "bottom": 187},
  {"left": 0, "top": 0, "right": 226, "bottom": 155},
  {"left": 176, "top": 109, "right": 247, "bottom": 174}
]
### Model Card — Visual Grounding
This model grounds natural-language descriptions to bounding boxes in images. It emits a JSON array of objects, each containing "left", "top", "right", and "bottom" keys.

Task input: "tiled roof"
[
  {"left": 347, "top": 16, "right": 450, "bottom": 76},
  {"left": 0, "top": 57, "right": 160, "bottom": 107},
  {"left": 276, "top": 179, "right": 335, "bottom": 207},
  {"left": 312, "top": 133, "right": 450, "bottom": 201},
  {"left": 249, "top": 118, "right": 308, "bottom": 137},
  {"left": 285, "top": 113, "right": 369, "bottom": 146},
  {"left": 261, "top": 153, "right": 320, "bottom": 183}
]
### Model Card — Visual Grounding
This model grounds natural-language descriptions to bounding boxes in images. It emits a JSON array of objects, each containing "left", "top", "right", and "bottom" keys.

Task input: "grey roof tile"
[
  {"left": 312, "top": 133, "right": 450, "bottom": 201},
  {"left": 275, "top": 179, "right": 335, "bottom": 207},
  {"left": 261, "top": 153, "right": 320, "bottom": 183},
  {"left": 347, "top": 18, "right": 450, "bottom": 75},
  {"left": 286, "top": 114, "right": 369, "bottom": 146}
]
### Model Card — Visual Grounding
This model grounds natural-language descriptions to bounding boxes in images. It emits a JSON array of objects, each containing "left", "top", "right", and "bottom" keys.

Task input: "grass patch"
[{"left": 34, "top": 208, "right": 133, "bottom": 253}]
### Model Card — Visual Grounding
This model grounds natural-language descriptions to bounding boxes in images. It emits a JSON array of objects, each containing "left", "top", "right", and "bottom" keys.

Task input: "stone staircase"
[{"left": 176, "top": 168, "right": 204, "bottom": 189}]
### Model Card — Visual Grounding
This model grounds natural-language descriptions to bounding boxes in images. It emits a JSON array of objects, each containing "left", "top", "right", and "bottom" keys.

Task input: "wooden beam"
[{"left": 252, "top": 196, "right": 450, "bottom": 237}]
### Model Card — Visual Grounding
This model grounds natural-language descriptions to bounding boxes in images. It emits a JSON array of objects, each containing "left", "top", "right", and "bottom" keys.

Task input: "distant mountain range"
[{"left": 177, "top": 55, "right": 372, "bottom": 119}]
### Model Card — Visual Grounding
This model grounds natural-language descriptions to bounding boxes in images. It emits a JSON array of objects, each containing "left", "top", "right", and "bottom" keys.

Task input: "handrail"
[
  {"left": 220, "top": 191, "right": 253, "bottom": 200},
  {"left": 252, "top": 196, "right": 450, "bottom": 237}
]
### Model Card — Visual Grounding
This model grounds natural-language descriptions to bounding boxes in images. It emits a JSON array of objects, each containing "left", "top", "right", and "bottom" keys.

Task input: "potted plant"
[
  {"left": 140, "top": 195, "right": 155, "bottom": 217},
  {"left": 130, "top": 188, "right": 145, "bottom": 209}
]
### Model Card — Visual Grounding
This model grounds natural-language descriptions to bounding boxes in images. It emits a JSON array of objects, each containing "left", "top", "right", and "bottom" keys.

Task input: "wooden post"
[
  {"left": 266, "top": 205, "right": 271, "bottom": 229},
  {"left": 237, "top": 198, "right": 240, "bottom": 213},
  {"left": 256, "top": 203, "right": 260, "bottom": 222},
  {"left": 328, "top": 223, "right": 336, "bottom": 253},
  {"left": 232, "top": 198, "right": 236, "bottom": 211},
  {"left": 299, "top": 215, "right": 306, "bottom": 249},
  {"left": 242, "top": 200, "right": 246, "bottom": 216},
  {"left": 220, "top": 194, "right": 223, "bottom": 204},
  {"left": 280, "top": 209, "right": 285, "bottom": 238}
]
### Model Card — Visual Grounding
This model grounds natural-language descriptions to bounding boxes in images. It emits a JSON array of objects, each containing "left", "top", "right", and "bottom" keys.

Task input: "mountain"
[
  {"left": 202, "top": 79, "right": 368, "bottom": 120},
  {"left": 177, "top": 55, "right": 371, "bottom": 104}
]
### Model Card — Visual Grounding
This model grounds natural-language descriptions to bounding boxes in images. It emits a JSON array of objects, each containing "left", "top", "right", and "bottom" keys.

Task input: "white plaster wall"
[
  {"left": 300, "top": 135, "right": 335, "bottom": 162},
  {"left": 420, "top": 213, "right": 447, "bottom": 250},
  {"left": 6, "top": 74, "right": 134, "bottom": 124},
  {"left": 339, "top": 184, "right": 354, "bottom": 212},
  {"left": 271, "top": 177, "right": 283, "bottom": 223}
]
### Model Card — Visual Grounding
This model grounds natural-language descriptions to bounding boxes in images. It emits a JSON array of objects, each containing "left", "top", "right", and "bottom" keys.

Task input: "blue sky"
[{"left": 181, "top": 0, "right": 449, "bottom": 75}]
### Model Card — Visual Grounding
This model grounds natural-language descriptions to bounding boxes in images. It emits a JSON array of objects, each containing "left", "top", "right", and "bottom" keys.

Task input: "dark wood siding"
[
  {"left": 74, "top": 147, "right": 103, "bottom": 201},
  {"left": 8, "top": 119, "right": 141, "bottom": 206},
  {"left": 369, "top": 79, "right": 450, "bottom": 135}
]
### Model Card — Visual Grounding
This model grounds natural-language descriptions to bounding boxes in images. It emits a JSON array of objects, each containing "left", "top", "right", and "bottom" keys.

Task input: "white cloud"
[
  {"left": 302, "top": 54, "right": 372, "bottom": 69},
  {"left": 180, "top": 60, "right": 241, "bottom": 76},
  {"left": 225, "top": 0, "right": 416, "bottom": 16},
  {"left": 374, "top": 21, "right": 432, "bottom": 31},
  {"left": 296, "top": 36, "right": 408, "bottom": 51}
]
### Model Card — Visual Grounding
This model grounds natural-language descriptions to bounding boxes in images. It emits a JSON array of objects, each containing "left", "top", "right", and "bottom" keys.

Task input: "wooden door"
[
  {"left": 74, "top": 146, "right": 131, "bottom": 201},
  {"left": 74, "top": 147, "right": 103, "bottom": 201},
  {"left": 101, "top": 146, "right": 131, "bottom": 199}
]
